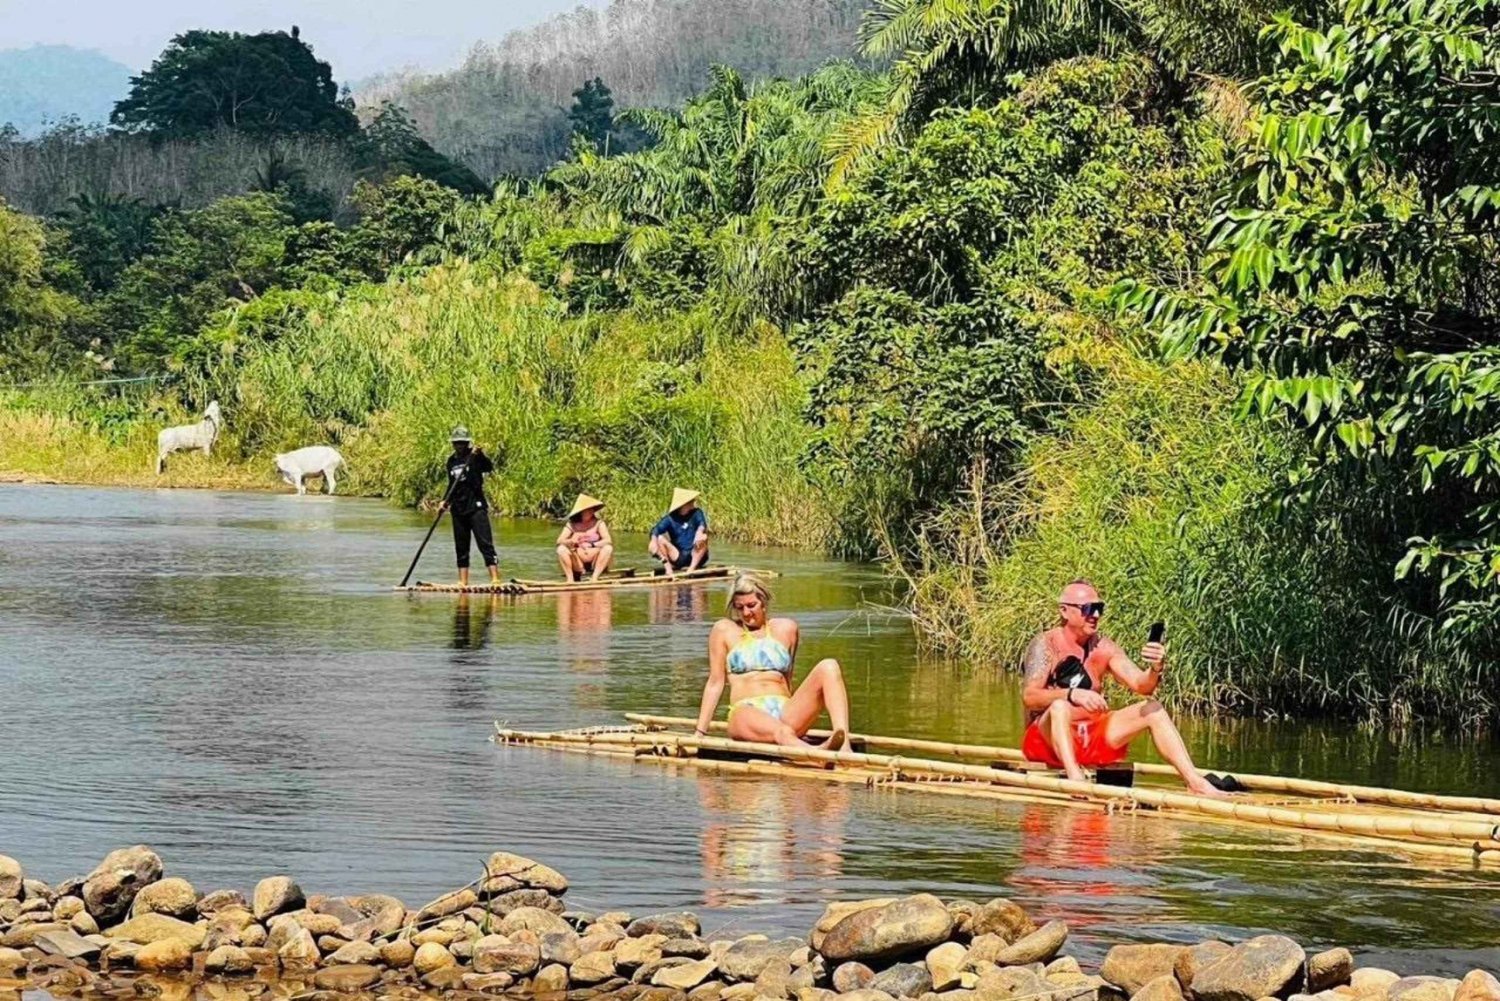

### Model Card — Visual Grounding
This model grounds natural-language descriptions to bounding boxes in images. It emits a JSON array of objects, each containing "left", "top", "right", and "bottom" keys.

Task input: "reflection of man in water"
[
  {"left": 697, "top": 775, "right": 850, "bottom": 908},
  {"left": 649, "top": 582, "right": 707, "bottom": 624},
  {"left": 451, "top": 593, "right": 499, "bottom": 651}
]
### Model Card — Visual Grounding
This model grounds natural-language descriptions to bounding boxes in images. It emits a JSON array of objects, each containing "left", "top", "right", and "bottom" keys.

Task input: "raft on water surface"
[
  {"left": 399, "top": 564, "right": 770, "bottom": 594},
  {"left": 492, "top": 715, "right": 1500, "bottom": 865}
]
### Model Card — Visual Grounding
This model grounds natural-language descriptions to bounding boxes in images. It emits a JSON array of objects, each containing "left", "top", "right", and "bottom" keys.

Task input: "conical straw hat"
[
  {"left": 568, "top": 494, "right": 605, "bottom": 519},
  {"left": 667, "top": 487, "right": 700, "bottom": 515}
]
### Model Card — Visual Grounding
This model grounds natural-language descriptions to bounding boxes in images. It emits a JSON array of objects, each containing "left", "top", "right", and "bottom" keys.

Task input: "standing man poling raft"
[
  {"left": 1020, "top": 579, "right": 1228, "bottom": 798},
  {"left": 649, "top": 488, "right": 709, "bottom": 578},
  {"left": 441, "top": 426, "right": 500, "bottom": 588}
]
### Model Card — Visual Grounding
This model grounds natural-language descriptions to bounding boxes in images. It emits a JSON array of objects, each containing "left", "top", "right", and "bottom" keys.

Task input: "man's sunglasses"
[{"left": 1062, "top": 601, "right": 1106, "bottom": 617}]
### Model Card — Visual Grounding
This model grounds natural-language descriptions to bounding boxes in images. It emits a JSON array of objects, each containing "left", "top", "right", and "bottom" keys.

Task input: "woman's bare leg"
[
  {"left": 780, "top": 659, "right": 851, "bottom": 747},
  {"left": 591, "top": 544, "right": 614, "bottom": 580},
  {"left": 556, "top": 545, "right": 577, "bottom": 582},
  {"left": 726, "top": 704, "right": 806, "bottom": 748}
]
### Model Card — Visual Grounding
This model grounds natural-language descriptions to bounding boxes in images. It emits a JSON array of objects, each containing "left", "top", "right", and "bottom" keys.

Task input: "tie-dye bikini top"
[{"left": 727, "top": 627, "right": 793, "bottom": 676}]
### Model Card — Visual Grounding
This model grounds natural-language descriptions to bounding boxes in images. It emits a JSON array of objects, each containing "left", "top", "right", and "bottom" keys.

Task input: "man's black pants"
[{"left": 451, "top": 508, "right": 498, "bottom": 568}]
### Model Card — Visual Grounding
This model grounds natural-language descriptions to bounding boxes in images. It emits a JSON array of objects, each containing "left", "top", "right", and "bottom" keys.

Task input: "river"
[{"left": 1, "top": 485, "right": 1497, "bottom": 975}]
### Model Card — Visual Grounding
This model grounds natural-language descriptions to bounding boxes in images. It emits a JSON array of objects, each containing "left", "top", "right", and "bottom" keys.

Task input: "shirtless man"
[{"left": 1021, "top": 580, "right": 1225, "bottom": 797}]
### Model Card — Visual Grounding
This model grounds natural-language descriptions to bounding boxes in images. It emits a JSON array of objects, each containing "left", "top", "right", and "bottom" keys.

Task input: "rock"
[
  {"left": 1191, "top": 937, "right": 1306, "bottom": 1001},
  {"left": 463, "top": 971, "right": 518, "bottom": 992},
  {"left": 134, "top": 938, "right": 193, "bottom": 973},
  {"left": 330, "top": 939, "right": 380, "bottom": 964},
  {"left": 1307, "top": 951, "right": 1354, "bottom": 993},
  {"left": 423, "top": 966, "right": 469, "bottom": 990},
  {"left": 100, "top": 939, "right": 141, "bottom": 966},
  {"left": 655, "top": 959, "right": 719, "bottom": 990},
  {"left": 666, "top": 938, "right": 712, "bottom": 960},
  {"left": 474, "top": 937, "right": 542, "bottom": 975},
  {"left": 413, "top": 926, "right": 458, "bottom": 946},
  {"left": 240, "top": 923, "right": 267, "bottom": 947},
  {"left": 0, "top": 947, "right": 24, "bottom": 973},
  {"left": 251, "top": 877, "right": 304, "bottom": 921},
  {"left": 0, "top": 920, "right": 64, "bottom": 948},
  {"left": 502, "top": 906, "right": 575, "bottom": 938},
  {"left": 307, "top": 895, "right": 363, "bottom": 927},
  {"left": 204, "top": 945, "right": 255, "bottom": 975},
  {"left": 1049, "top": 959, "right": 1083, "bottom": 977},
  {"left": 811, "top": 900, "right": 895, "bottom": 953},
  {"left": 968, "top": 901, "right": 1034, "bottom": 944},
  {"left": 1176, "top": 943, "right": 1232, "bottom": 991},
  {"left": 976, "top": 967, "right": 1054, "bottom": 1001},
  {"left": 69, "top": 912, "right": 99, "bottom": 936},
  {"left": 542, "top": 931, "right": 584, "bottom": 966},
  {"left": 380, "top": 939, "right": 416, "bottom": 968},
  {"left": 129, "top": 878, "right": 197, "bottom": 920},
  {"left": 483, "top": 853, "right": 570, "bottom": 895},
  {"left": 995, "top": 922, "right": 1067, "bottom": 966},
  {"left": 313, "top": 964, "right": 382, "bottom": 991},
  {"left": 1351, "top": 970, "right": 1401, "bottom": 997},
  {"left": 1136, "top": 976, "right": 1185, "bottom": 1001},
  {"left": 797, "top": 991, "right": 837, "bottom": 1001},
  {"left": 929, "top": 943, "right": 969, "bottom": 991},
  {"left": 278, "top": 927, "right": 320, "bottom": 966},
  {"left": 107, "top": 913, "right": 207, "bottom": 949},
  {"left": 1454, "top": 972, "right": 1500, "bottom": 1001},
  {"left": 835, "top": 963, "right": 878, "bottom": 993},
  {"left": 347, "top": 893, "right": 406, "bottom": 938},
  {"left": 721, "top": 938, "right": 805, "bottom": 982},
  {"left": 839, "top": 991, "right": 899, "bottom": 1001},
  {"left": 1388, "top": 979, "right": 1456, "bottom": 1001},
  {"left": 198, "top": 890, "right": 247, "bottom": 915},
  {"left": 571, "top": 950, "right": 618, "bottom": 985},
  {"left": 33, "top": 929, "right": 102, "bottom": 961},
  {"left": 537, "top": 962, "right": 571, "bottom": 993},
  {"left": 967, "top": 935, "right": 1011, "bottom": 968},
  {"left": 818, "top": 895, "right": 954, "bottom": 964},
  {"left": 629, "top": 914, "right": 703, "bottom": 939},
  {"left": 1104, "top": 945, "right": 1190, "bottom": 995},
  {"left": 618, "top": 935, "right": 669, "bottom": 970},
  {"left": 296, "top": 911, "right": 344, "bottom": 937},
  {"left": 0, "top": 857, "right": 21, "bottom": 901},
  {"left": 755, "top": 957, "right": 796, "bottom": 999},
  {"left": 417, "top": 888, "right": 478, "bottom": 922},
  {"left": 82, "top": 846, "right": 163, "bottom": 924},
  {"left": 414, "top": 941, "right": 456, "bottom": 974},
  {"left": 52, "top": 895, "right": 85, "bottom": 921},
  {"left": 722, "top": 985, "right": 761, "bottom": 1001},
  {"left": 872, "top": 963, "right": 935, "bottom": 999}
]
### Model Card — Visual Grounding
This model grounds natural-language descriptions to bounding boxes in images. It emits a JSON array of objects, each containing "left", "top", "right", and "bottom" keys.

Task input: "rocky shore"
[{"left": 1, "top": 849, "right": 1495, "bottom": 1001}]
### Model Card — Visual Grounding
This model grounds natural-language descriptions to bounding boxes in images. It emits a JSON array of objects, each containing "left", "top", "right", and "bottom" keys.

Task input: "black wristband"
[{"left": 1066, "top": 688, "right": 1075, "bottom": 705}]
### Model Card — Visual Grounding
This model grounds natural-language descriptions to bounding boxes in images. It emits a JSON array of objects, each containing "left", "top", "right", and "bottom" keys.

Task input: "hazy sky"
[{"left": 0, "top": 0, "right": 603, "bottom": 80}]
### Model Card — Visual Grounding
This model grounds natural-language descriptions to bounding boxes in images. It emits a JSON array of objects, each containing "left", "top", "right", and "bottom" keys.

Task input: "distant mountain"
[{"left": 0, "top": 46, "right": 134, "bottom": 136}]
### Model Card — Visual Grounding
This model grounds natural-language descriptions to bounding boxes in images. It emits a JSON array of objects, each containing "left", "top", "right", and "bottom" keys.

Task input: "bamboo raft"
[
  {"left": 492, "top": 718, "right": 1500, "bottom": 865},
  {"left": 399, "top": 565, "right": 770, "bottom": 595}
]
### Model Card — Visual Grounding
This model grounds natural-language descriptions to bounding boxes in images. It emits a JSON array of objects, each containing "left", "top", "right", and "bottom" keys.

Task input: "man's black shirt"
[{"left": 445, "top": 450, "right": 493, "bottom": 516}]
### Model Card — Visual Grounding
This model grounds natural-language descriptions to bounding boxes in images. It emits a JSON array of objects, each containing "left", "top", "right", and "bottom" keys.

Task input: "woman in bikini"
[
  {"left": 556, "top": 494, "right": 614, "bottom": 582},
  {"left": 692, "top": 573, "right": 851, "bottom": 749}
]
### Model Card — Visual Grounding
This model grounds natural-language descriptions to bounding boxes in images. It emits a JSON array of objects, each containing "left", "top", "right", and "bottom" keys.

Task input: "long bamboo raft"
[
  {"left": 399, "top": 565, "right": 771, "bottom": 595},
  {"left": 492, "top": 719, "right": 1500, "bottom": 865}
]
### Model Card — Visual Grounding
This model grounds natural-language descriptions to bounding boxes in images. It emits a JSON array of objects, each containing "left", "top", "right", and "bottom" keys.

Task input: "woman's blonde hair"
[{"left": 726, "top": 572, "right": 773, "bottom": 624}]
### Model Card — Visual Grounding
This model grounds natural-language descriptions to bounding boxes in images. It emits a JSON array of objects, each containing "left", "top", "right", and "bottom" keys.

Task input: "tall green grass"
[{"left": 904, "top": 336, "right": 1492, "bottom": 725}]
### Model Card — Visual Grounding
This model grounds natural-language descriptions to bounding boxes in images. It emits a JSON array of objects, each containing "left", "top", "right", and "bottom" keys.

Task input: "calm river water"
[{"left": 1, "top": 485, "right": 1497, "bottom": 974}]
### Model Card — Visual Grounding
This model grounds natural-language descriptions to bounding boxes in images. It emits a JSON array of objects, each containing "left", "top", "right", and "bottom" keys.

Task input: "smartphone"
[{"left": 1148, "top": 621, "right": 1166, "bottom": 644}]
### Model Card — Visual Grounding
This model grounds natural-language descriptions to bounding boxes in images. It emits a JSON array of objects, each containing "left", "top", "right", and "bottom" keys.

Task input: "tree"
[
  {"left": 0, "top": 198, "right": 89, "bottom": 373},
  {"left": 357, "top": 103, "right": 488, "bottom": 195},
  {"left": 569, "top": 78, "right": 616, "bottom": 153},
  {"left": 53, "top": 192, "right": 163, "bottom": 293},
  {"left": 111, "top": 29, "right": 359, "bottom": 138},
  {"left": 1122, "top": 0, "right": 1500, "bottom": 627}
]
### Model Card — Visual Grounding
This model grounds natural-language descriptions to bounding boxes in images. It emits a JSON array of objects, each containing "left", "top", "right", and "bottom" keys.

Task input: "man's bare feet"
[{"left": 1186, "top": 777, "right": 1231, "bottom": 799}]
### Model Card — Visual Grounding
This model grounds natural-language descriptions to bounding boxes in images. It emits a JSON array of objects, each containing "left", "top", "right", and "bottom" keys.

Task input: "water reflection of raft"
[
  {"left": 400, "top": 565, "right": 768, "bottom": 595},
  {"left": 492, "top": 717, "right": 1500, "bottom": 865}
]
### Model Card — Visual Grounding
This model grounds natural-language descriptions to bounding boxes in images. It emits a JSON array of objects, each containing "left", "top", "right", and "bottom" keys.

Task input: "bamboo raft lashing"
[
  {"left": 398, "top": 565, "right": 774, "bottom": 595},
  {"left": 622, "top": 713, "right": 1500, "bottom": 817},
  {"left": 492, "top": 722, "right": 1500, "bottom": 865}
]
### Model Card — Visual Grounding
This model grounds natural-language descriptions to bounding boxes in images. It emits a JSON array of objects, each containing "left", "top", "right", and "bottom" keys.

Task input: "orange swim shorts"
[{"left": 1021, "top": 714, "right": 1129, "bottom": 768}]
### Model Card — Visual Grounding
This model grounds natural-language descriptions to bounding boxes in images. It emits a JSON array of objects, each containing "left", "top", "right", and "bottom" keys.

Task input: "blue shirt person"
[{"left": 649, "top": 488, "right": 710, "bottom": 575}]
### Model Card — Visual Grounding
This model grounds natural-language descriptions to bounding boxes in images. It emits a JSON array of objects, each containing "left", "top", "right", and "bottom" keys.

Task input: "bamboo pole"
[
  {"left": 498, "top": 727, "right": 1500, "bottom": 847},
  {"left": 493, "top": 727, "right": 1499, "bottom": 864},
  {"left": 623, "top": 713, "right": 1500, "bottom": 817}
]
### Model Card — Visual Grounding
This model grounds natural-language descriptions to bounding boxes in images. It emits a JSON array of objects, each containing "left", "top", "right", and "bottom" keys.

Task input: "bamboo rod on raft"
[
  {"left": 622, "top": 713, "right": 1500, "bottom": 817},
  {"left": 497, "top": 727, "right": 1500, "bottom": 846}
]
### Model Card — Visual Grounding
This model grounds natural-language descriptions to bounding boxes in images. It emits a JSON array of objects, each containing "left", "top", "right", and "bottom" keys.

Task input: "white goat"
[
  {"left": 273, "top": 445, "right": 345, "bottom": 495},
  {"left": 155, "top": 401, "right": 222, "bottom": 474}
]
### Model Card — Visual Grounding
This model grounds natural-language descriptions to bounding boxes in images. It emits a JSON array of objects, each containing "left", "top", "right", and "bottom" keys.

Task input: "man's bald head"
[{"left": 1059, "top": 579, "right": 1099, "bottom": 605}]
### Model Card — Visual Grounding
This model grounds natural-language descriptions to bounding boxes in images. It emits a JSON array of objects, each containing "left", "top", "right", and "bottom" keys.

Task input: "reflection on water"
[{"left": 2, "top": 485, "right": 1499, "bottom": 976}]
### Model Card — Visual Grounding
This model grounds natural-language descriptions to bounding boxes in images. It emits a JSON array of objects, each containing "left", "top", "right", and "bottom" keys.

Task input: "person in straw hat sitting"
[
  {"left": 649, "top": 488, "right": 709, "bottom": 578},
  {"left": 556, "top": 494, "right": 614, "bottom": 582}
]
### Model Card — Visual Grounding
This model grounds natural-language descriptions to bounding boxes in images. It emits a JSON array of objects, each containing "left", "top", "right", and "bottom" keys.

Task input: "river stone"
[
  {"left": 872, "top": 963, "right": 935, "bottom": 999},
  {"left": 69, "top": 912, "right": 99, "bottom": 936},
  {"left": 753, "top": 956, "right": 795, "bottom": 998},
  {"left": 348, "top": 893, "right": 406, "bottom": 937},
  {"left": 1306, "top": 951, "right": 1354, "bottom": 993},
  {"left": 107, "top": 913, "right": 206, "bottom": 949},
  {"left": 542, "top": 931, "right": 584, "bottom": 966},
  {"left": 483, "top": 853, "right": 569, "bottom": 895},
  {"left": 666, "top": 938, "right": 712, "bottom": 960},
  {"left": 537, "top": 962, "right": 571, "bottom": 993},
  {"left": 995, "top": 922, "right": 1067, "bottom": 966},
  {"left": 927, "top": 943, "right": 969, "bottom": 991},
  {"left": 198, "top": 889, "right": 247, "bottom": 915},
  {"left": 488, "top": 888, "right": 567, "bottom": 917},
  {"left": 839, "top": 990, "right": 898, "bottom": 1001},
  {"left": 1389, "top": 979, "right": 1457, "bottom": 1001},
  {"left": 618, "top": 935, "right": 669, "bottom": 969},
  {"left": 314, "top": 963, "right": 383, "bottom": 991},
  {"left": 330, "top": 939, "right": 380, "bottom": 964},
  {"left": 968, "top": 901, "right": 1034, "bottom": 944},
  {"left": 417, "top": 888, "right": 478, "bottom": 922},
  {"left": 380, "top": 939, "right": 416, "bottom": 967},
  {"left": 1351, "top": 970, "right": 1401, "bottom": 997},
  {"left": 811, "top": 900, "right": 895, "bottom": 952},
  {"left": 834, "top": 963, "right": 878, "bottom": 992},
  {"left": 1135, "top": 976, "right": 1186, "bottom": 1001},
  {"left": 423, "top": 966, "right": 470, "bottom": 990},
  {"left": 0, "top": 947, "right": 25, "bottom": 973},
  {"left": 135, "top": 938, "right": 193, "bottom": 973},
  {"left": 1176, "top": 943, "right": 1232, "bottom": 991},
  {"left": 52, "top": 895, "right": 85, "bottom": 921},
  {"left": 282, "top": 926, "right": 322, "bottom": 966},
  {"left": 1454, "top": 971, "right": 1500, "bottom": 1001},
  {"left": 464, "top": 971, "right": 518, "bottom": 992},
  {"left": 1104, "top": 945, "right": 1190, "bottom": 994},
  {"left": 1191, "top": 936, "right": 1306, "bottom": 1001},
  {"left": 252, "top": 877, "right": 304, "bottom": 921},
  {"left": 307, "top": 895, "right": 362, "bottom": 927},
  {"left": 241, "top": 922, "right": 268, "bottom": 947},
  {"left": 0, "top": 857, "right": 21, "bottom": 902},
  {"left": 819, "top": 895, "right": 954, "bottom": 964},
  {"left": 654, "top": 959, "right": 719, "bottom": 990},
  {"left": 501, "top": 906, "right": 575, "bottom": 938},
  {"left": 571, "top": 950, "right": 618, "bottom": 984},
  {"left": 475, "top": 938, "right": 542, "bottom": 975},
  {"left": 629, "top": 914, "right": 702, "bottom": 939},
  {"left": 204, "top": 944, "right": 255, "bottom": 975},
  {"left": 129, "top": 878, "right": 197, "bottom": 920},
  {"left": 721, "top": 937, "right": 804, "bottom": 982},
  {"left": 413, "top": 941, "right": 456, "bottom": 974},
  {"left": 82, "top": 846, "right": 163, "bottom": 924}
]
